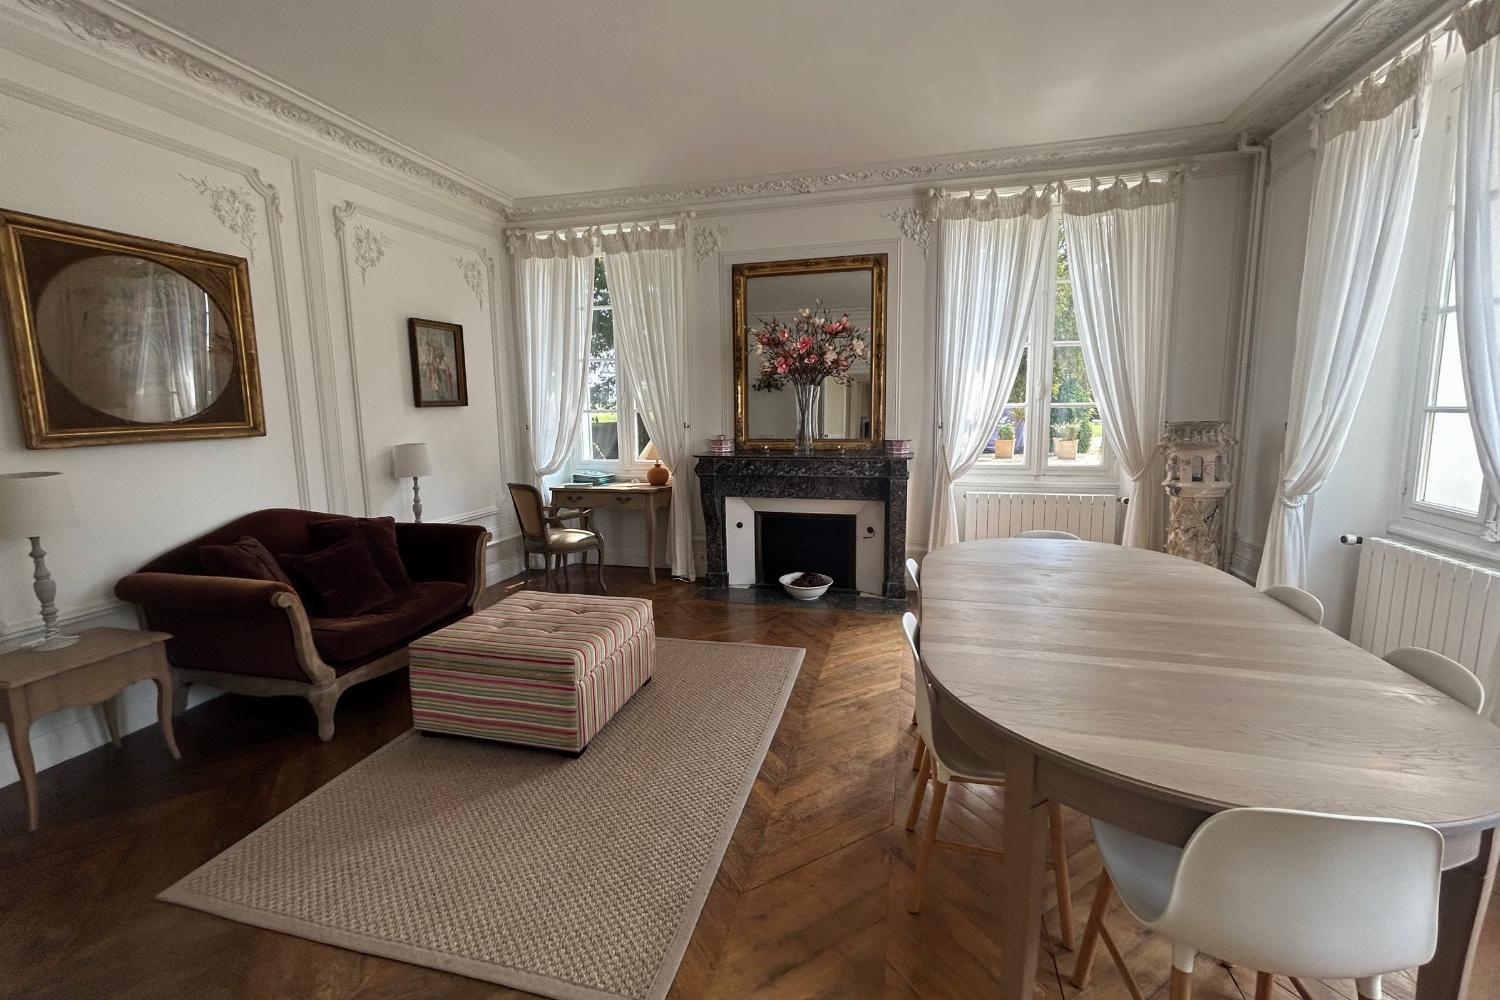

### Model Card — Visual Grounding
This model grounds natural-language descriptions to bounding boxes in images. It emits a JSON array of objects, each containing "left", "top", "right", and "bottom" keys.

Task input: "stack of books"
[{"left": 572, "top": 470, "right": 617, "bottom": 486}]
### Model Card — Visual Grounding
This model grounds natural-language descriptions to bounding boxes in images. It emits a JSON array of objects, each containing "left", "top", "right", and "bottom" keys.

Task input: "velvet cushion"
[
  {"left": 308, "top": 516, "right": 411, "bottom": 590},
  {"left": 309, "top": 581, "right": 469, "bottom": 666},
  {"left": 198, "top": 536, "right": 295, "bottom": 588},
  {"left": 278, "top": 538, "right": 394, "bottom": 617}
]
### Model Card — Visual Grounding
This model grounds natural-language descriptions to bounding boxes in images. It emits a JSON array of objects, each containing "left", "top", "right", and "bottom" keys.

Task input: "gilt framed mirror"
[
  {"left": 0, "top": 209, "right": 264, "bottom": 449},
  {"left": 732, "top": 253, "right": 886, "bottom": 450}
]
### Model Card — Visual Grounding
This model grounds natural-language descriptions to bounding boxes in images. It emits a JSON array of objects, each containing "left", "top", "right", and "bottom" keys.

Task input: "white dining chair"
[
  {"left": 1264, "top": 584, "right": 1324, "bottom": 625},
  {"left": 1384, "top": 645, "right": 1485, "bottom": 714},
  {"left": 1071, "top": 808, "right": 1443, "bottom": 1000},
  {"left": 900, "top": 612, "right": 1075, "bottom": 946},
  {"left": 1017, "top": 529, "right": 1081, "bottom": 540},
  {"left": 906, "top": 556, "right": 925, "bottom": 770}
]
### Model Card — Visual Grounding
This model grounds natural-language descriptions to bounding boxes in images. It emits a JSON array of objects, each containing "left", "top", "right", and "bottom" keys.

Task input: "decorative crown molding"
[{"left": 17, "top": 0, "right": 509, "bottom": 214}]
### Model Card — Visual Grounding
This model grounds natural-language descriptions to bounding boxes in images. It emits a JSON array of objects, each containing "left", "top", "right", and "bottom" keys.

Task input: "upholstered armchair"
[
  {"left": 506, "top": 483, "right": 606, "bottom": 592},
  {"left": 115, "top": 509, "right": 489, "bottom": 740}
]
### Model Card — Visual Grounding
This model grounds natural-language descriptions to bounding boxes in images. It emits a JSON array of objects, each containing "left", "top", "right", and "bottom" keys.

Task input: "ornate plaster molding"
[
  {"left": 19, "top": 0, "right": 508, "bottom": 214},
  {"left": 453, "top": 255, "right": 485, "bottom": 308},
  {"left": 181, "top": 172, "right": 258, "bottom": 259},
  {"left": 333, "top": 202, "right": 393, "bottom": 285},
  {"left": 883, "top": 207, "right": 933, "bottom": 258},
  {"left": 691, "top": 222, "right": 729, "bottom": 271}
]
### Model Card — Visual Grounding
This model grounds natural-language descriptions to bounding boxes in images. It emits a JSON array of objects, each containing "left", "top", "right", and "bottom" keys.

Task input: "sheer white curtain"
[
  {"left": 509, "top": 230, "right": 595, "bottom": 479},
  {"left": 602, "top": 222, "right": 695, "bottom": 579},
  {"left": 1061, "top": 177, "right": 1179, "bottom": 548},
  {"left": 1258, "top": 47, "right": 1431, "bottom": 590},
  {"left": 1455, "top": 3, "right": 1500, "bottom": 542},
  {"left": 927, "top": 188, "right": 1053, "bottom": 551}
]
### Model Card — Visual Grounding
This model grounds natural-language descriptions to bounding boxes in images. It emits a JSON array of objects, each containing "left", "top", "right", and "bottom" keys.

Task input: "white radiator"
[
  {"left": 961, "top": 491, "right": 1121, "bottom": 544},
  {"left": 1350, "top": 538, "right": 1500, "bottom": 702}
]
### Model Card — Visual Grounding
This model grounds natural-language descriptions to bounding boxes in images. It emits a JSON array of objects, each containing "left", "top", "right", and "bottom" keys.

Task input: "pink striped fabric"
[{"left": 409, "top": 593, "right": 654, "bottom": 752}]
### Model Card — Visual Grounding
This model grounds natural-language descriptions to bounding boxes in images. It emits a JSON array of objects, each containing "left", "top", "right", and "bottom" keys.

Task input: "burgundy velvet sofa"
[{"left": 115, "top": 508, "right": 489, "bottom": 740}]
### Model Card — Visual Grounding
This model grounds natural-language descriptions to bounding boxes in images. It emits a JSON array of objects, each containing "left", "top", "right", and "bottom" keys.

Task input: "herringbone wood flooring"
[{"left": 0, "top": 568, "right": 1496, "bottom": 1000}]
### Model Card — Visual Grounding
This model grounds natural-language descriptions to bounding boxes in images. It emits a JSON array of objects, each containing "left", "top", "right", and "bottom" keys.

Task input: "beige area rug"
[{"left": 160, "top": 638, "right": 804, "bottom": 1000}]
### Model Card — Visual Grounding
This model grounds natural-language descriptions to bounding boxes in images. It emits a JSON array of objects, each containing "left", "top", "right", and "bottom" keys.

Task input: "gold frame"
[
  {"left": 732, "top": 253, "right": 887, "bottom": 450},
  {"left": 0, "top": 209, "right": 264, "bottom": 449}
]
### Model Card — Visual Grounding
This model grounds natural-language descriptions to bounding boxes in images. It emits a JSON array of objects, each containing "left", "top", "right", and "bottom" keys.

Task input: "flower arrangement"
[{"left": 750, "top": 300, "right": 866, "bottom": 392}]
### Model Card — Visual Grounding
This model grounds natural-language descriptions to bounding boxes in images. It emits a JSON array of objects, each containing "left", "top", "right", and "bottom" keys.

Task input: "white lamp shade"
[
  {"left": 392, "top": 442, "right": 435, "bottom": 479},
  {"left": 0, "top": 471, "right": 78, "bottom": 539}
]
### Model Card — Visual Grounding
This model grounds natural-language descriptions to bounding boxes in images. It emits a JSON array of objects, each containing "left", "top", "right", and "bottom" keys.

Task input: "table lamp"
[
  {"left": 392, "top": 442, "right": 435, "bottom": 522},
  {"left": 0, "top": 471, "right": 80, "bottom": 650}
]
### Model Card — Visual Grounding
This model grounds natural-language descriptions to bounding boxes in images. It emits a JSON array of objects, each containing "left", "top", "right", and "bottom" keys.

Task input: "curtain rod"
[
  {"left": 1317, "top": 0, "right": 1469, "bottom": 112},
  {"left": 505, "top": 213, "right": 687, "bottom": 238},
  {"left": 927, "top": 161, "right": 1197, "bottom": 201}
]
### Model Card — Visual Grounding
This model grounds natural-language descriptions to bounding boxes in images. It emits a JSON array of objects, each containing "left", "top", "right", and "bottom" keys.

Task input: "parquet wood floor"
[{"left": 0, "top": 568, "right": 1494, "bottom": 999}]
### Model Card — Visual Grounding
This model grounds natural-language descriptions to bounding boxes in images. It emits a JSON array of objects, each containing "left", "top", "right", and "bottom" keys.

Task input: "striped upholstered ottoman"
[{"left": 408, "top": 592, "right": 654, "bottom": 752}]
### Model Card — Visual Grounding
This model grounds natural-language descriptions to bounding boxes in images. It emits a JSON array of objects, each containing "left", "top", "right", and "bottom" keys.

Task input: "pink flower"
[
  {"left": 824, "top": 348, "right": 839, "bottom": 364},
  {"left": 775, "top": 357, "right": 789, "bottom": 374},
  {"left": 851, "top": 338, "right": 866, "bottom": 356},
  {"left": 796, "top": 335, "right": 813, "bottom": 352},
  {"left": 778, "top": 329, "right": 790, "bottom": 341},
  {"left": 805, "top": 353, "right": 818, "bottom": 364}
]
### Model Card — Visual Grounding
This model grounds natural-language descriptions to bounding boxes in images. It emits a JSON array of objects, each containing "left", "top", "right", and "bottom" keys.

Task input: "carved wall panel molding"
[
  {"left": 181, "top": 173, "right": 258, "bottom": 259},
  {"left": 883, "top": 207, "right": 933, "bottom": 258},
  {"left": 453, "top": 255, "right": 485, "bottom": 308},
  {"left": 691, "top": 221, "right": 729, "bottom": 271}
]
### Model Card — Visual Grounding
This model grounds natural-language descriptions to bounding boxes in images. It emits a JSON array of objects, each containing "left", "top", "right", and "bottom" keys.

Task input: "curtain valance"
[
  {"left": 1318, "top": 45, "right": 1431, "bottom": 145},
  {"left": 506, "top": 230, "right": 596, "bottom": 260},
  {"left": 1456, "top": 0, "right": 1500, "bottom": 53},
  {"left": 929, "top": 187, "right": 1051, "bottom": 222},
  {"left": 1059, "top": 175, "right": 1180, "bottom": 217}
]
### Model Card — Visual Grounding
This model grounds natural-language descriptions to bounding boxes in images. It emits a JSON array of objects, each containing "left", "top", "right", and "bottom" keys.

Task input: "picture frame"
[
  {"left": 407, "top": 318, "right": 467, "bottom": 407},
  {"left": 0, "top": 208, "right": 264, "bottom": 449}
]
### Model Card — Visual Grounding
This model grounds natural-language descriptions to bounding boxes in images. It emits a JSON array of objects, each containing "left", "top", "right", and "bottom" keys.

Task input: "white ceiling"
[{"left": 123, "top": 0, "right": 1351, "bottom": 201}]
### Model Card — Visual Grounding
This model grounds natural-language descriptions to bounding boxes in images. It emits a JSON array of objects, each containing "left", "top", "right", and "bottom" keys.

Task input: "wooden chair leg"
[
  {"left": 1100, "top": 923, "right": 1145, "bottom": 1000},
  {"left": 544, "top": 552, "right": 554, "bottom": 591},
  {"left": 594, "top": 547, "right": 607, "bottom": 593},
  {"left": 1048, "top": 800, "right": 1075, "bottom": 949},
  {"left": 1287, "top": 978, "right": 1316, "bottom": 1000},
  {"left": 905, "top": 751, "right": 931, "bottom": 832},
  {"left": 1170, "top": 966, "right": 1193, "bottom": 1000},
  {"left": 911, "top": 734, "right": 925, "bottom": 772},
  {"left": 906, "top": 778, "right": 947, "bottom": 914},
  {"left": 1071, "top": 873, "right": 1113, "bottom": 988},
  {"left": 1254, "top": 973, "right": 1275, "bottom": 1000}
]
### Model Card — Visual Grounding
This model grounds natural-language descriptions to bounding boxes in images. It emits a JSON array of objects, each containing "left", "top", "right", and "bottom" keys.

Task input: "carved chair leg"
[
  {"left": 308, "top": 686, "right": 340, "bottom": 742},
  {"left": 595, "top": 546, "right": 607, "bottom": 593}
]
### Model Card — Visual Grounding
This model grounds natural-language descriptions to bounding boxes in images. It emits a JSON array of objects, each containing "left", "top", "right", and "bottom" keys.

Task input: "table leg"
[
  {"left": 4, "top": 691, "right": 38, "bottom": 832},
  {"left": 1001, "top": 741, "right": 1048, "bottom": 1000},
  {"left": 153, "top": 674, "right": 181, "bottom": 761},
  {"left": 646, "top": 495, "right": 658, "bottom": 585},
  {"left": 101, "top": 694, "right": 121, "bottom": 747},
  {"left": 1418, "top": 827, "right": 1498, "bottom": 1000}
]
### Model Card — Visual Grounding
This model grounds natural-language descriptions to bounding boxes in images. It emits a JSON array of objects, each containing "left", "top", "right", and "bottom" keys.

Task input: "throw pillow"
[
  {"left": 308, "top": 516, "right": 411, "bottom": 590},
  {"left": 278, "top": 538, "right": 394, "bottom": 617},
  {"left": 199, "top": 536, "right": 295, "bottom": 588}
]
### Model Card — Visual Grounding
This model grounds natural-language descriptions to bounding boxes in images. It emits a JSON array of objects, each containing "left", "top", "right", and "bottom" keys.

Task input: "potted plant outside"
[
  {"left": 1053, "top": 422, "right": 1080, "bottom": 461},
  {"left": 994, "top": 424, "right": 1016, "bottom": 460}
]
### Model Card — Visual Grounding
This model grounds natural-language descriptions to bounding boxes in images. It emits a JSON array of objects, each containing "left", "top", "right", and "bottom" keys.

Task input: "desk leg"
[
  {"left": 1001, "top": 742, "right": 1047, "bottom": 1000},
  {"left": 646, "top": 495, "right": 658, "bottom": 585},
  {"left": 4, "top": 690, "right": 38, "bottom": 832},
  {"left": 153, "top": 673, "right": 181, "bottom": 761},
  {"left": 101, "top": 695, "right": 121, "bottom": 747},
  {"left": 1418, "top": 827, "right": 1498, "bottom": 1000}
]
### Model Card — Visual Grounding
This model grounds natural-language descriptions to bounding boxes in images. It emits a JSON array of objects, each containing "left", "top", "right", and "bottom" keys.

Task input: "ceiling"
[{"left": 121, "top": 0, "right": 1359, "bottom": 202}]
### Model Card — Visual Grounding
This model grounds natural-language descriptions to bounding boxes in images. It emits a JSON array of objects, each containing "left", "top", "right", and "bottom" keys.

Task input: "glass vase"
[{"left": 794, "top": 382, "right": 820, "bottom": 454}]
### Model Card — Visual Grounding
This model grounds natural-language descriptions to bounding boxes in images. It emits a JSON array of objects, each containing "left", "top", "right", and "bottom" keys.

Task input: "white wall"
[
  {"left": 539, "top": 160, "right": 1253, "bottom": 568},
  {"left": 0, "top": 15, "right": 521, "bottom": 785}
]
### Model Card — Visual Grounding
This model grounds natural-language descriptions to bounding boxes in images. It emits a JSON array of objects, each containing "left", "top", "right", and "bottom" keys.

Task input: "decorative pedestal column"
[{"left": 1161, "top": 421, "right": 1236, "bottom": 569}]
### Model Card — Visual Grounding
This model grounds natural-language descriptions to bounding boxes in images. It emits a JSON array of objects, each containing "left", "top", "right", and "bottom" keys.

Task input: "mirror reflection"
[
  {"left": 35, "top": 254, "right": 237, "bottom": 424},
  {"left": 743, "top": 269, "right": 874, "bottom": 440}
]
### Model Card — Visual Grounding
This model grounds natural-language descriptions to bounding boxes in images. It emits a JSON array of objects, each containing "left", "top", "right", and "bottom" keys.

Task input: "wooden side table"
[
  {"left": 0, "top": 627, "right": 179, "bottom": 831},
  {"left": 552, "top": 482, "right": 673, "bottom": 583}
]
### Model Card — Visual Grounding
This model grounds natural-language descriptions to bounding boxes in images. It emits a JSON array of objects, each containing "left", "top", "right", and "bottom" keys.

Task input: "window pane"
[
  {"left": 1047, "top": 404, "right": 1103, "bottom": 467},
  {"left": 1418, "top": 411, "right": 1484, "bottom": 514},
  {"left": 983, "top": 406, "right": 1026, "bottom": 464},
  {"left": 1055, "top": 224, "right": 1069, "bottom": 283},
  {"left": 1433, "top": 313, "right": 1468, "bottom": 407},
  {"left": 1007, "top": 351, "right": 1027, "bottom": 404},
  {"left": 1054, "top": 279, "right": 1076, "bottom": 341},
  {"left": 1051, "top": 344, "right": 1094, "bottom": 403},
  {"left": 589, "top": 304, "right": 616, "bottom": 410},
  {"left": 593, "top": 257, "right": 610, "bottom": 306},
  {"left": 588, "top": 412, "right": 619, "bottom": 461}
]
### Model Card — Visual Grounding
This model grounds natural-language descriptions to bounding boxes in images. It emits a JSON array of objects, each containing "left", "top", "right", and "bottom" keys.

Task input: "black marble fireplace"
[{"left": 696, "top": 451, "right": 911, "bottom": 600}]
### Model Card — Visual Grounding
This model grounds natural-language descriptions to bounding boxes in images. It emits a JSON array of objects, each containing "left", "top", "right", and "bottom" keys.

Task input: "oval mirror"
[{"left": 34, "top": 254, "right": 237, "bottom": 424}]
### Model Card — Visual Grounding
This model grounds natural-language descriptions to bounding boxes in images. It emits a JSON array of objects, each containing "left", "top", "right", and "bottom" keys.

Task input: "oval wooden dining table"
[{"left": 919, "top": 538, "right": 1500, "bottom": 1000}]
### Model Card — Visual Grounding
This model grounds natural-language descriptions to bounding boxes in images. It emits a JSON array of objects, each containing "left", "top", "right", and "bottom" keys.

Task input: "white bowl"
[{"left": 779, "top": 572, "right": 833, "bottom": 600}]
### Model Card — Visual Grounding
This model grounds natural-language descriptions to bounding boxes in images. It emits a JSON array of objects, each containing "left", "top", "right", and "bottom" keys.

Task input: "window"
[
  {"left": 579, "top": 258, "right": 654, "bottom": 467},
  {"left": 1398, "top": 66, "right": 1494, "bottom": 551},
  {"left": 980, "top": 217, "right": 1109, "bottom": 478}
]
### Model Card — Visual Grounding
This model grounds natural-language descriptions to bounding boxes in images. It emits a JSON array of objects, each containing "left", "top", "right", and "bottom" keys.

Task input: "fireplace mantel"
[{"left": 695, "top": 451, "right": 911, "bottom": 599}]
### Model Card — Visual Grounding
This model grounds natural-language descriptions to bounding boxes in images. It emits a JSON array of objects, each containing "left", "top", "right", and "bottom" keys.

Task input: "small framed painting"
[{"left": 407, "top": 318, "right": 468, "bottom": 407}]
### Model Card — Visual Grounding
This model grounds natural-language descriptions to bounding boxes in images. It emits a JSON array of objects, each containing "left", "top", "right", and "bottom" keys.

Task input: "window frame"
[
  {"left": 968, "top": 204, "right": 1117, "bottom": 490},
  {"left": 1391, "top": 70, "right": 1500, "bottom": 558},
  {"left": 575, "top": 255, "right": 655, "bottom": 473}
]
